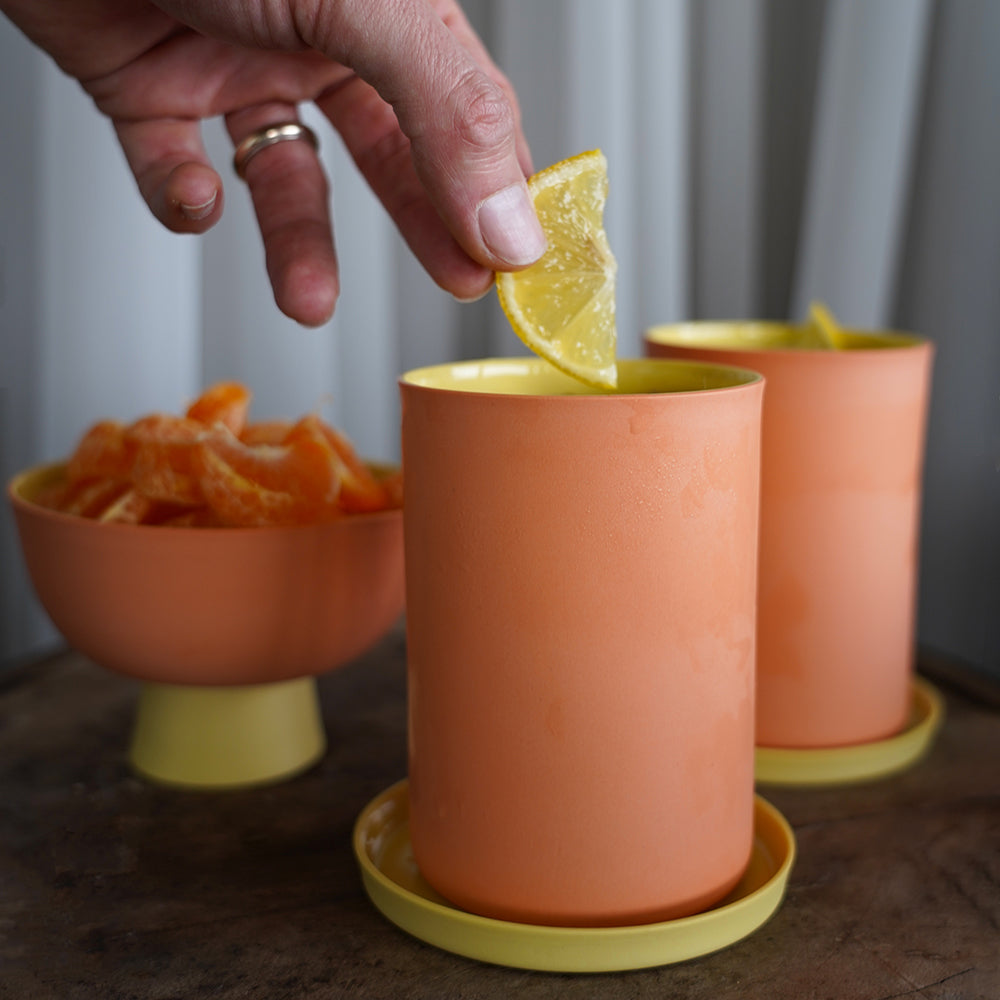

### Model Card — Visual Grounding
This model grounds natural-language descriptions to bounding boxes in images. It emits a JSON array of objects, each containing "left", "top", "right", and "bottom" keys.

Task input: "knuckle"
[{"left": 449, "top": 72, "right": 516, "bottom": 153}]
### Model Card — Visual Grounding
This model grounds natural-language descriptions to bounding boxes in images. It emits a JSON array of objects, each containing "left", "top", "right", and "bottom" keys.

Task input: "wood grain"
[{"left": 1, "top": 627, "right": 997, "bottom": 999}]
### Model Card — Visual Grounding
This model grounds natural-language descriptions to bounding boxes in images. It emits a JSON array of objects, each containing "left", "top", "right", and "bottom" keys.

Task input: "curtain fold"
[
  {"left": 2, "top": 0, "right": 998, "bottom": 673},
  {"left": 791, "top": 0, "right": 933, "bottom": 325}
]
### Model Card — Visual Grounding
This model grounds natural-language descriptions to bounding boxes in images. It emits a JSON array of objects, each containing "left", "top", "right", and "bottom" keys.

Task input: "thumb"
[{"left": 309, "top": 0, "right": 547, "bottom": 271}]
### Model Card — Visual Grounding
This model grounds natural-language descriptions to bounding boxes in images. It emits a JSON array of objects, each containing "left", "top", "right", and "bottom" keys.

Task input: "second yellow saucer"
[{"left": 755, "top": 677, "right": 944, "bottom": 787}]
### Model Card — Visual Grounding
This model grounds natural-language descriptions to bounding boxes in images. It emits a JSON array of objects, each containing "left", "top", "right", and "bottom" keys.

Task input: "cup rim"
[
  {"left": 400, "top": 356, "right": 763, "bottom": 398},
  {"left": 644, "top": 320, "right": 928, "bottom": 353}
]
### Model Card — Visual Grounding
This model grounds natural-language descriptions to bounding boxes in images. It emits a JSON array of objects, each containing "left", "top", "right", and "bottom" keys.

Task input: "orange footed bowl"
[{"left": 8, "top": 461, "right": 405, "bottom": 789}]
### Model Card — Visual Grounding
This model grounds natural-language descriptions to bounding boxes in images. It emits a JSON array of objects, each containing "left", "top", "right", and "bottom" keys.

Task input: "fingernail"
[
  {"left": 478, "top": 183, "right": 546, "bottom": 266},
  {"left": 180, "top": 192, "right": 217, "bottom": 221},
  {"left": 451, "top": 287, "right": 491, "bottom": 304}
]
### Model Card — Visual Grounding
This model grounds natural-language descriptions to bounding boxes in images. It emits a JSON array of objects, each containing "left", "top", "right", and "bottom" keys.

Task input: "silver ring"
[{"left": 233, "top": 122, "right": 319, "bottom": 179}]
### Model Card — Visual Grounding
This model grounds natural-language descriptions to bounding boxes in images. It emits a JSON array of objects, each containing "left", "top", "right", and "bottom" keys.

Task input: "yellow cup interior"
[
  {"left": 401, "top": 357, "right": 761, "bottom": 396},
  {"left": 645, "top": 321, "right": 924, "bottom": 352}
]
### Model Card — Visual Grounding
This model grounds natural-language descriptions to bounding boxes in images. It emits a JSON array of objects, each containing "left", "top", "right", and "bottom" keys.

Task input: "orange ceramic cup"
[
  {"left": 400, "top": 357, "right": 764, "bottom": 927},
  {"left": 645, "top": 323, "right": 934, "bottom": 749}
]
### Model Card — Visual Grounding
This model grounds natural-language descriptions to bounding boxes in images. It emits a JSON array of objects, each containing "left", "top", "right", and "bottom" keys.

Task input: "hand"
[{"left": 0, "top": 0, "right": 546, "bottom": 325}]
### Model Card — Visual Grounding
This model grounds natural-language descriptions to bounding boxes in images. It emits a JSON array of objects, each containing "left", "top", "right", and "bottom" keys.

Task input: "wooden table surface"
[{"left": 1, "top": 624, "right": 997, "bottom": 1000}]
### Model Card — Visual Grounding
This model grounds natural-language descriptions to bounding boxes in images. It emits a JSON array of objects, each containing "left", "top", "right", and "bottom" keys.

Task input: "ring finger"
[{"left": 226, "top": 103, "right": 339, "bottom": 327}]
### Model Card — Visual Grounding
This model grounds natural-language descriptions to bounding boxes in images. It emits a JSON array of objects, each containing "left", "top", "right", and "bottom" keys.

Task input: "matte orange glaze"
[
  {"left": 8, "top": 463, "right": 405, "bottom": 686},
  {"left": 646, "top": 324, "right": 934, "bottom": 749},
  {"left": 400, "top": 358, "right": 764, "bottom": 927}
]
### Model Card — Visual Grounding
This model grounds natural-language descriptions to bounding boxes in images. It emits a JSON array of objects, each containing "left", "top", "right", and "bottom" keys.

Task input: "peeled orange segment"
[
  {"left": 192, "top": 423, "right": 342, "bottom": 527},
  {"left": 495, "top": 149, "right": 618, "bottom": 388},
  {"left": 193, "top": 449, "right": 319, "bottom": 527},
  {"left": 38, "top": 380, "right": 403, "bottom": 526},
  {"left": 240, "top": 419, "right": 294, "bottom": 446},
  {"left": 291, "top": 415, "right": 391, "bottom": 514},
  {"left": 97, "top": 488, "right": 152, "bottom": 524},
  {"left": 185, "top": 381, "right": 252, "bottom": 435},
  {"left": 375, "top": 467, "right": 404, "bottom": 509},
  {"left": 66, "top": 420, "right": 131, "bottom": 484},
  {"left": 125, "top": 415, "right": 206, "bottom": 506},
  {"left": 205, "top": 421, "right": 339, "bottom": 499},
  {"left": 52, "top": 479, "right": 131, "bottom": 518},
  {"left": 159, "top": 507, "right": 226, "bottom": 528},
  {"left": 96, "top": 488, "right": 188, "bottom": 526}
]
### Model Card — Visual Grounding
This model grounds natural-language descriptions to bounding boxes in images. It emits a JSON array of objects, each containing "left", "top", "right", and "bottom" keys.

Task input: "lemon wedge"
[
  {"left": 496, "top": 150, "right": 618, "bottom": 388},
  {"left": 807, "top": 301, "right": 847, "bottom": 349}
]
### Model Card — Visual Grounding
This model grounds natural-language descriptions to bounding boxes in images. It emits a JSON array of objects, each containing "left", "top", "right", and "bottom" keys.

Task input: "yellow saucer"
[
  {"left": 353, "top": 779, "right": 796, "bottom": 973},
  {"left": 755, "top": 678, "right": 944, "bottom": 787}
]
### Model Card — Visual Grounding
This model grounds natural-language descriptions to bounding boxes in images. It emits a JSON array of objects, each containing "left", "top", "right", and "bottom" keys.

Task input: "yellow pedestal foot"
[{"left": 129, "top": 676, "right": 326, "bottom": 790}]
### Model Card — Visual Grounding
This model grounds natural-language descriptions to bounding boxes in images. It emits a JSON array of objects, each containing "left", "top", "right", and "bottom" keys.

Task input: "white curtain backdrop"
[{"left": 2, "top": 0, "right": 998, "bottom": 674}]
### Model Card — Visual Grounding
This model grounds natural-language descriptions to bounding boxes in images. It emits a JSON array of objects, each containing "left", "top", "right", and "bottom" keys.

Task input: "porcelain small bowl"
[{"left": 8, "top": 461, "right": 405, "bottom": 789}]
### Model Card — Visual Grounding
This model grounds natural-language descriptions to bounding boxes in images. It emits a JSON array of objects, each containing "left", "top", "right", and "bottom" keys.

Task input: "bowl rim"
[{"left": 7, "top": 460, "right": 402, "bottom": 535}]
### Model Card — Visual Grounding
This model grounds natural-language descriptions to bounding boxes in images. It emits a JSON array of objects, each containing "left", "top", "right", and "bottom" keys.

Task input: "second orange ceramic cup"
[
  {"left": 645, "top": 323, "right": 934, "bottom": 751},
  {"left": 400, "top": 358, "right": 763, "bottom": 927}
]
